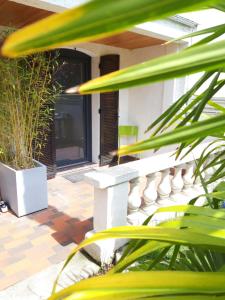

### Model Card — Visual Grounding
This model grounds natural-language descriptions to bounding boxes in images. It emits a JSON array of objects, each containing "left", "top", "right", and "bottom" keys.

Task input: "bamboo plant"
[{"left": 0, "top": 31, "right": 59, "bottom": 170}]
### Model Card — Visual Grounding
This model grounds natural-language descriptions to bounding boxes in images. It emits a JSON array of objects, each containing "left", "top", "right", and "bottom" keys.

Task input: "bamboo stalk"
[{"left": 0, "top": 32, "right": 59, "bottom": 170}]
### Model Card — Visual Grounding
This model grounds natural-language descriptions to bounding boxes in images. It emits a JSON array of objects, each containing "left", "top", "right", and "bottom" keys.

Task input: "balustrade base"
[
  {"left": 156, "top": 198, "right": 177, "bottom": 207},
  {"left": 141, "top": 203, "right": 159, "bottom": 216},
  {"left": 170, "top": 192, "right": 190, "bottom": 204},
  {"left": 127, "top": 210, "right": 149, "bottom": 226},
  {"left": 84, "top": 230, "right": 128, "bottom": 263}
]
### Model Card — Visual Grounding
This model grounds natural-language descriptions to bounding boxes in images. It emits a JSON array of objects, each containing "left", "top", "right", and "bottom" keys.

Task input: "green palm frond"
[
  {"left": 50, "top": 205, "right": 225, "bottom": 294},
  {"left": 49, "top": 205, "right": 225, "bottom": 299},
  {"left": 117, "top": 114, "right": 225, "bottom": 156},
  {"left": 49, "top": 271, "right": 225, "bottom": 300},
  {"left": 2, "top": 0, "right": 222, "bottom": 57}
]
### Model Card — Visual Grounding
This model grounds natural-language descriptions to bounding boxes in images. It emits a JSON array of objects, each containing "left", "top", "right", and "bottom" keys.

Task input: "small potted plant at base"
[{"left": 0, "top": 32, "right": 59, "bottom": 216}]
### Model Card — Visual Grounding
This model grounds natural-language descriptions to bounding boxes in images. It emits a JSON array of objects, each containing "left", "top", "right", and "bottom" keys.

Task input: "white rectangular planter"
[{"left": 0, "top": 160, "right": 48, "bottom": 217}]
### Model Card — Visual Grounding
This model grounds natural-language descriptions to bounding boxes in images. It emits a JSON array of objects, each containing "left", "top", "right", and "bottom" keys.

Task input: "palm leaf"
[
  {"left": 146, "top": 71, "right": 214, "bottom": 135},
  {"left": 75, "top": 39, "right": 225, "bottom": 94},
  {"left": 110, "top": 214, "right": 225, "bottom": 273},
  {"left": 154, "top": 205, "right": 225, "bottom": 218},
  {"left": 208, "top": 100, "right": 225, "bottom": 113},
  {"left": 117, "top": 114, "right": 225, "bottom": 156},
  {"left": 167, "top": 23, "right": 225, "bottom": 45},
  {"left": 214, "top": 3, "right": 225, "bottom": 11},
  {"left": 51, "top": 205, "right": 225, "bottom": 293},
  {"left": 2, "top": 0, "right": 222, "bottom": 57},
  {"left": 49, "top": 271, "right": 225, "bottom": 300}
]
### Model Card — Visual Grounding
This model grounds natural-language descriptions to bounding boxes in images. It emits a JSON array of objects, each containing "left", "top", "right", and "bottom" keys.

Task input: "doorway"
[{"left": 54, "top": 49, "right": 92, "bottom": 168}]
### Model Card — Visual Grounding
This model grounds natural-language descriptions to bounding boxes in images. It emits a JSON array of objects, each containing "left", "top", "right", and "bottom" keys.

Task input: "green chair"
[{"left": 118, "top": 125, "right": 139, "bottom": 163}]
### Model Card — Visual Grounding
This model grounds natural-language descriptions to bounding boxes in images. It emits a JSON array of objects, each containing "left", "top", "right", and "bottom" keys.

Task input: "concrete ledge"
[{"left": 84, "top": 141, "right": 222, "bottom": 189}]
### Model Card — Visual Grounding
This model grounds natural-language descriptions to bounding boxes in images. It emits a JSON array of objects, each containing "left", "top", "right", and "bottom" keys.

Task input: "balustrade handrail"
[{"left": 84, "top": 141, "right": 223, "bottom": 189}]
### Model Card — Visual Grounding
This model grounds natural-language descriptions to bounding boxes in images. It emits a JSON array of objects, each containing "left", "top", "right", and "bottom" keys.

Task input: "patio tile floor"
[{"left": 0, "top": 172, "right": 94, "bottom": 291}]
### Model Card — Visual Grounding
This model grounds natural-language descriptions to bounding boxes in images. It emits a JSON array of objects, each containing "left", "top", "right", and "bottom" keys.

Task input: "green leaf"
[
  {"left": 50, "top": 205, "right": 225, "bottom": 294},
  {"left": 109, "top": 241, "right": 170, "bottom": 274},
  {"left": 2, "top": 0, "right": 222, "bottom": 57},
  {"left": 192, "top": 72, "right": 221, "bottom": 122},
  {"left": 154, "top": 205, "right": 225, "bottom": 219},
  {"left": 160, "top": 215, "right": 225, "bottom": 234},
  {"left": 208, "top": 100, "right": 225, "bottom": 113},
  {"left": 168, "top": 245, "right": 180, "bottom": 269},
  {"left": 111, "top": 206, "right": 225, "bottom": 273},
  {"left": 167, "top": 23, "right": 225, "bottom": 45},
  {"left": 117, "top": 114, "right": 225, "bottom": 156},
  {"left": 190, "top": 27, "right": 225, "bottom": 48},
  {"left": 194, "top": 139, "right": 223, "bottom": 175},
  {"left": 49, "top": 271, "right": 225, "bottom": 300},
  {"left": 77, "top": 40, "right": 225, "bottom": 94},
  {"left": 146, "top": 72, "right": 214, "bottom": 135},
  {"left": 214, "top": 2, "right": 225, "bottom": 12},
  {"left": 53, "top": 225, "right": 225, "bottom": 293}
]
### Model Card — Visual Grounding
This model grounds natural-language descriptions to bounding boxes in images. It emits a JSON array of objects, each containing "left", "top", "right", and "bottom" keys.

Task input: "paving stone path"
[
  {"left": 0, "top": 172, "right": 94, "bottom": 290},
  {"left": 0, "top": 252, "right": 100, "bottom": 300}
]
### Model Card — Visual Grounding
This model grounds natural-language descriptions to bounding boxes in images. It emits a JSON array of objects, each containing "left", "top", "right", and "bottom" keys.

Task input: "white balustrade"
[
  {"left": 183, "top": 162, "right": 195, "bottom": 195},
  {"left": 170, "top": 165, "right": 187, "bottom": 204},
  {"left": 83, "top": 141, "right": 223, "bottom": 262},
  {"left": 157, "top": 169, "right": 172, "bottom": 205},
  {"left": 142, "top": 172, "right": 160, "bottom": 214},
  {"left": 128, "top": 177, "right": 142, "bottom": 214},
  {"left": 171, "top": 165, "right": 184, "bottom": 196}
]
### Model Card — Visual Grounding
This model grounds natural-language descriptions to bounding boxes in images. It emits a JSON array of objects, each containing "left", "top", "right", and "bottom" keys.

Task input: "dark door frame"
[{"left": 55, "top": 48, "right": 92, "bottom": 167}]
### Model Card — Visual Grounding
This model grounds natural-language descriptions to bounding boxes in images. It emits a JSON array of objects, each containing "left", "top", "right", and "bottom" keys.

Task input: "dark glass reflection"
[{"left": 55, "top": 95, "right": 85, "bottom": 166}]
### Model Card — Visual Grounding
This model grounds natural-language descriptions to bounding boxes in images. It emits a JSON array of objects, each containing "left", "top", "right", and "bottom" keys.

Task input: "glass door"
[{"left": 54, "top": 49, "right": 91, "bottom": 167}]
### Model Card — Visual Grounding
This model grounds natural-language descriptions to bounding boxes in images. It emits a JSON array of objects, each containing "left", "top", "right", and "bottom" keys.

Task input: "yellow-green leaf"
[
  {"left": 117, "top": 114, "right": 225, "bottom": 156},
  {"left": 52, "top": 220, "right": 225, "bottom": 293},
  {"left": 49, "top": 271, "right": 225, "bottom": 300},
  {"left": 78, "top": 40, "right": 225, "bottom": 94},
  {"left": 2, "top": 0, "right": 222, "bottom": 57}
]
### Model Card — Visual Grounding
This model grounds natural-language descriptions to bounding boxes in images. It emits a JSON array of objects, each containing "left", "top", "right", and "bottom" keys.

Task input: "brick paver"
[{"left": 0, "top": 172, "right": 94, "bottom": 290}]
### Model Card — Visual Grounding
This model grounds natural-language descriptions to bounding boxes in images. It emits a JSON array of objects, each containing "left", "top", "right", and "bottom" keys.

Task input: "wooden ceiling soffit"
[
  {"left": 93, "top": 31, "right": 165, "bottom": 49},
  {"left": 0, "top": 0, "right": 52, "bottom": 28}
]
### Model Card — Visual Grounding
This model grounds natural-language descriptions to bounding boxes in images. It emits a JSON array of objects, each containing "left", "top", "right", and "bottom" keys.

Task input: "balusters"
[
  {"left": 142, "top": 172, "right": 160, "bottom": 215},
  {"left": 127, "top": 177, "right": 149, "bottom": 226},
  {"left": 157, "top": 168, "right": 173, "bottom": 206},
  {"left": 193, "top": 171, "right": 204, "bottom": 194},
  {"left": 182, "top": 162, "right": 195, "bottom": 197},
  {"left": 170, "top": 165, "right": 187, "bottom": 203},
  {"left": 171, "top": 165, "right": 183, "bottom": 196},
  {"left": 127, "top": 158, "right": 219, "bottom": 225},
  {"left": 128, "top": 177, "right": 142, "bottom": 214},
  {"left": 194, "top": 174, "right": 207, "bottom": 206},
  {"left": 152, "top": 168, "right": 178, "bottom": 224}
]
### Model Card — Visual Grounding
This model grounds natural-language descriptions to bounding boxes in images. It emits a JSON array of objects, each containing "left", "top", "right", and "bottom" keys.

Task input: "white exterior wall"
[
  {"left": 75, "top": 43, "right": 131, "bottom": 163},
  {"left": 76, "top": 41, "right": 186, "bottom": 162},
  {"left": 123, "top": 43, "right": 186, "bottom": 158}
]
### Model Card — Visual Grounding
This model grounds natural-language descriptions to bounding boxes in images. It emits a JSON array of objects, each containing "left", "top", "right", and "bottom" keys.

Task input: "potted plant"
[{"left": 0, "top": 32, "right": 59, "bottom": 216}]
